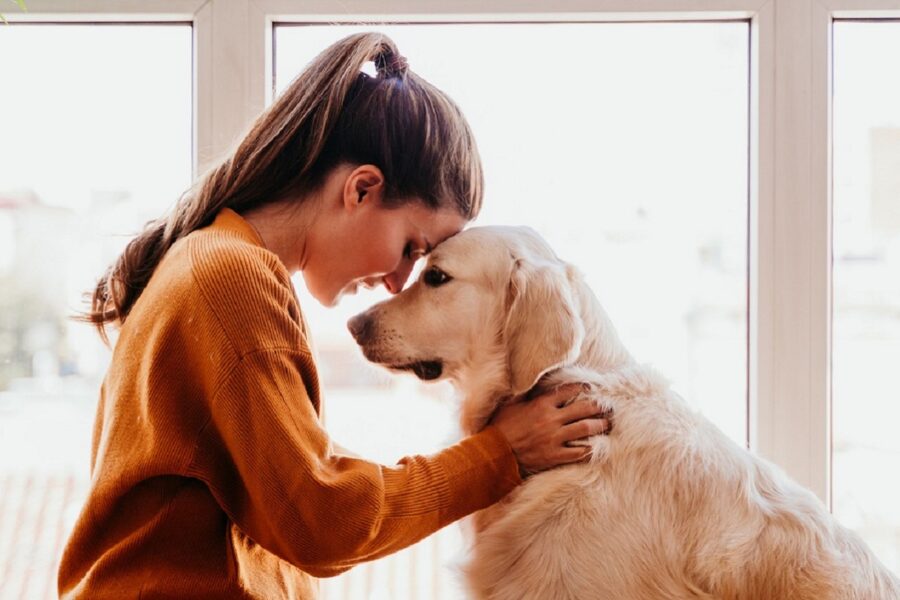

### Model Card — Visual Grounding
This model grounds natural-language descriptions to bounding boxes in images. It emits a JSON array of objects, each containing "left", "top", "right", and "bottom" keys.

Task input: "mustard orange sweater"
[{"left": 57, "top": 208, "right": 521, "bottom": 599}]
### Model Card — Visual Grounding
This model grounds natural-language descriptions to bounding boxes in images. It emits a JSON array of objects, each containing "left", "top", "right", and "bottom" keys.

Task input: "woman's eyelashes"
[{"left": 404, "top": 241, "right": 426, "bottom": 261}]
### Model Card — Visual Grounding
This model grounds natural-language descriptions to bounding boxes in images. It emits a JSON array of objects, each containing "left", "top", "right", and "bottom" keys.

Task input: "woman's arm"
[
  {"left": 187, "top": 348, "right": 519, "bottom": 577},
  {"left": 187, "top": 349, "right": 608, "bottom": 577}
]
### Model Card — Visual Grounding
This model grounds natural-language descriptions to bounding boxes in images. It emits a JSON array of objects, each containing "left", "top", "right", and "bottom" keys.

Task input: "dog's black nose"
[{"left": 347, "top": 314, "right": 373, "bottom": 345}]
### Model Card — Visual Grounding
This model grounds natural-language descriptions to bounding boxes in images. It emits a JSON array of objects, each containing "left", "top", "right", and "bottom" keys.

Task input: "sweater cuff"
[{"left": 432, "top": 425, "right": 522, "bottom": 524}]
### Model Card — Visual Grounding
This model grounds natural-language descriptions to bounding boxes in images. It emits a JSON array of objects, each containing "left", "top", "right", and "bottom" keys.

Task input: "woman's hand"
[{"left": 490, "top": 383, "right": 612, "bottom": 477}]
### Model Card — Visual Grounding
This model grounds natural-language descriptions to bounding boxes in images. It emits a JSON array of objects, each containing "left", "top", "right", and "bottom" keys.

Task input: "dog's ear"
[{"left": 504, "top": 257, "right": 584, "bottom": 396}]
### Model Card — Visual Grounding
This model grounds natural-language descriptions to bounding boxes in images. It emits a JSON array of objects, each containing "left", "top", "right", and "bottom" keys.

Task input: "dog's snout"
[{"left": 347, "top": 313, "right": 374, "bottom": 345}]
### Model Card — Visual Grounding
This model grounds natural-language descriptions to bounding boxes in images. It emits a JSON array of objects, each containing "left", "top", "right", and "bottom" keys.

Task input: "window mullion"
[
  {"left": 750, "top": 0, "right": 832, "bottom": 504},
  {"left": 194, "top": 0, "right": 266, "bottom": 177}
]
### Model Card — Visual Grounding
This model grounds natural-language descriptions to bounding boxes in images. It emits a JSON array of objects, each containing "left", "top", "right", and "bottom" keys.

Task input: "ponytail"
[{"left": 78, "top": 32, "right": 483, "bottom": 345}]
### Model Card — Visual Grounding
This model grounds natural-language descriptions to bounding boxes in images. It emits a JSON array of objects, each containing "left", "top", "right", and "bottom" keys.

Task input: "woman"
[{"left": 58, "top": 33, "right": 610, "bottom": 598}]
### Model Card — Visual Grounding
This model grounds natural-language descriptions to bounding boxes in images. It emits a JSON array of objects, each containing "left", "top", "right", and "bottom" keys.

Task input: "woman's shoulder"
[
  {"left": 186, "top": 226, "right": 290, "bottom": 291},
  {"left": 177, "top": 228, "right": 307, "bottom": 355}
]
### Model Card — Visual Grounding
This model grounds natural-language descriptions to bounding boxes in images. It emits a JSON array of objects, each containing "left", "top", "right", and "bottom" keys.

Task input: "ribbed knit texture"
[{"left": 57, "top": 208, "right": 521, "bottom": 599}]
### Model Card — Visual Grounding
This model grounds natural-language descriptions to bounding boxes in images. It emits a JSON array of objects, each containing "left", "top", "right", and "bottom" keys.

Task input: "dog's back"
[{"left": 465, "top": 365, "right": 900, "bottom": 600}]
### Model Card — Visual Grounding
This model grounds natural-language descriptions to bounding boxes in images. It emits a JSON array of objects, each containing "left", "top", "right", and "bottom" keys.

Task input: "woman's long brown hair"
[{"left": 79, "top": 32, "right": 484, "bottom": 346}]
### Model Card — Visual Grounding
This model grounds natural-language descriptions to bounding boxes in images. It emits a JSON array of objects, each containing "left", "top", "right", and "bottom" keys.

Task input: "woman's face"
[{"left": 301, "top": 166, "right": 468, "bottom": 307}]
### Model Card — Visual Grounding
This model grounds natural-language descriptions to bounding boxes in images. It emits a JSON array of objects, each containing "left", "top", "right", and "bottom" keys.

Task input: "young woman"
[{"left": 58, "top": 33, "right": 610, "bottom": 598}]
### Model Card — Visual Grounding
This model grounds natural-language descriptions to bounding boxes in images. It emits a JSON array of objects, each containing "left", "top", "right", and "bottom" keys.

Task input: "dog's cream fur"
[{"left": 350, "top": 226, "right": 900, "bottom": 600}]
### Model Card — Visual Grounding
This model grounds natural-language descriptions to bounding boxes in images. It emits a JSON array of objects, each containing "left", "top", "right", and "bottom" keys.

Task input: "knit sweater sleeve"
[
  {"left": 184, "top": 233, "right": 521, "bottom": 577},
  {"left": 187, "top": 348, "right": 520, "bottom": 577}
]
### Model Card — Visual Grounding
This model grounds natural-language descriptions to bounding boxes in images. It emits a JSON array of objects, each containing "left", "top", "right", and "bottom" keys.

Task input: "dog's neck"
[
  {"left": 457, "top": 278, "right": 635, "bottom": 436},
  {"left": 455, "top": 347, "right": 512, "bottom": 435},
  {"left": 571, "top": 282, "right": 635, "bottom": 374}
]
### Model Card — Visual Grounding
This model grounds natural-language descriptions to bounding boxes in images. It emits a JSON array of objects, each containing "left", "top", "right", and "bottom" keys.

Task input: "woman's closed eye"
[
  {"left": 423, "top": 266, "right": 452, "bottom": 287},
  {"left": 404, "top": 242, "right": 427, "bottom": 261}
]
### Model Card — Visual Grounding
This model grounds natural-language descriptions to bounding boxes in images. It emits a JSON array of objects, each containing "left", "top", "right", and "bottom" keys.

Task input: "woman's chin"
[
  {"left": 323, "top": 283, "right": 358, "bottom": 308},
  {"left": 308, "top": 286, "right": 341, "bottom": 308}
]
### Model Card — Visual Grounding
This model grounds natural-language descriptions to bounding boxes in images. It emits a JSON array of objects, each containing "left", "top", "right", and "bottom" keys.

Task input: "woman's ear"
[{"left": 343, "top": 164, "right": 385, "bottom": 210}]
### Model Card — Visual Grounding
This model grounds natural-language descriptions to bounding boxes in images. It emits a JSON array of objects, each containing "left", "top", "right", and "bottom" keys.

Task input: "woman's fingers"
[
  {"left": 558, "top": 398, "right": 613, "bottom": 425},
  {"left": 556, "top": 446, "right": 594, "bottom": 464},
  {"left": 493, "top": 382, "right": 614, "bottom": 476},
  {"left": 560, "top": 417, "right": 610, "bottom": 443}
]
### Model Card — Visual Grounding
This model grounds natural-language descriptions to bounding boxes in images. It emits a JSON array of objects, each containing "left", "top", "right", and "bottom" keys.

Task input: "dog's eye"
[{"left": 423, "top": 266, "right": 452, "bottom": 287}]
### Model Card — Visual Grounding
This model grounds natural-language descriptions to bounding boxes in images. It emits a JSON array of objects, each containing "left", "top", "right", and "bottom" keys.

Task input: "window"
[
  {"left": 832, "top": 19, "right": 900, "bottom": 574},
  {"left": 2, "top": 1, "right": 899, "bottom": 598},
  {"left": 0, "top": 23, "right": 192, "bottom": 595},
  {"left": 275, "top": 21, "right": 749, "bottom": 598}
]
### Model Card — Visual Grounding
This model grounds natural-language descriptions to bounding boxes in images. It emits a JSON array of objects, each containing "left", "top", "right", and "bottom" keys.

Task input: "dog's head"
[{"left": 347, "top": 226, "right": 585, "bottom": 397}]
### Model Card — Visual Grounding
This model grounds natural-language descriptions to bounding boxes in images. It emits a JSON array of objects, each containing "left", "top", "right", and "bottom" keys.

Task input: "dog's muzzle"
[{"left": 348, "top": 313, "right": 443, "bottom": 380}]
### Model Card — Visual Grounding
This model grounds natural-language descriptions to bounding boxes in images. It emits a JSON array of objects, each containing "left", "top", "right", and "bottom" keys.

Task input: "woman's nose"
[{"left": 382, "top": 259, "right": 415, "bottom": 294}]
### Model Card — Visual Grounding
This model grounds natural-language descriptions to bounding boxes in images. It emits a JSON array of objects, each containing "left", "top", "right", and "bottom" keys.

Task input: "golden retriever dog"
[{"left": 347, "top": 226, "right": 900, "bottom": 600}]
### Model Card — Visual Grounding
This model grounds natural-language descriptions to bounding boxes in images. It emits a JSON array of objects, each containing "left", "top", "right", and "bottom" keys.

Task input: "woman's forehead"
[{"left": 402, "top": 203, "right": 467, "bottom": 239}]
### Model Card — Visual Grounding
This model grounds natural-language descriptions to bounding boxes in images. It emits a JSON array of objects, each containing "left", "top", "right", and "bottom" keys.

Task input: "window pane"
[
  {"left": 275, "top": 22, "right": 749, "bottom": 599},
  {"left": 0, "top": 24, "right": 192, "bottom": 597},
  {"left": 833, "top": 20, "right": 900, "bottom": 575}
]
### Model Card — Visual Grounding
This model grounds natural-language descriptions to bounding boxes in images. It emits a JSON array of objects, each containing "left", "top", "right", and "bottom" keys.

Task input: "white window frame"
[{"left": 10, "top": 0, "right": 900, "bottom": 506}]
